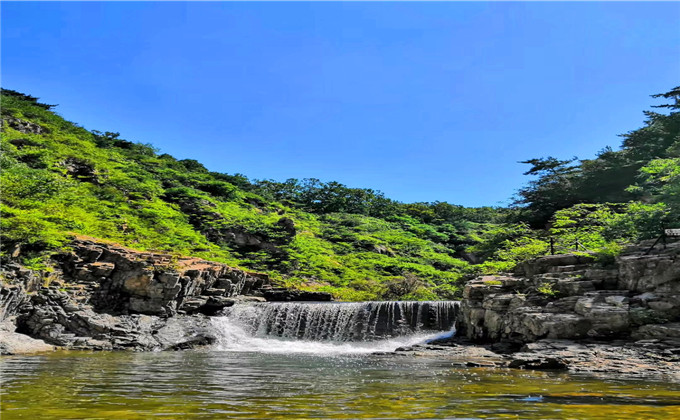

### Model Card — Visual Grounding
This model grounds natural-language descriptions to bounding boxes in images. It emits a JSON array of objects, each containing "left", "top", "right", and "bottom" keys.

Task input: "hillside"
[
  {"left": 1, "top": 87, "right": 679, "bottom": 301},
  {"left": 0, "top": 89, "right": 511, "bottom": 300}
]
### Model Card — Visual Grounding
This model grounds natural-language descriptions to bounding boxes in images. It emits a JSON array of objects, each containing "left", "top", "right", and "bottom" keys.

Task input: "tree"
[
  {"left": 514, "top": 157, "right": 581, "bottom": 227},
  {"left": 515, "top": 86, "right": 680, "bottom": 227}
]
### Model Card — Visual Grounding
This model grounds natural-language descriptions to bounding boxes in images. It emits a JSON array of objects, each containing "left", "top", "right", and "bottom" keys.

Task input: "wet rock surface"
[
  {"left": 433, "top": 241, "right": 680, "bottom": 380},
  {"left": 0, "top": 319, "right": 55, "bottom": 355},
  {"left": 385, "top": 336, "right": 680, "bottom": 381},
  {"left": 10, "top": 286, "right": 219, "bottom": 352}
]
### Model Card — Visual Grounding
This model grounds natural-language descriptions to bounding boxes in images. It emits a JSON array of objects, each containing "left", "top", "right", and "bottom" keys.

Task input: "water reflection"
[{"left": 1, "top": 351, "right": 679, "bottom": 419}]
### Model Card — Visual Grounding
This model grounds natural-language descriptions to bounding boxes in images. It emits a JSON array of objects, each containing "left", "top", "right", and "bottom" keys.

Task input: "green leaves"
[
  {"left": 6, "top": 85, "right": 677, "bottom": 302},
  {"left": 516, "top": 86, "right": 680, "bottom": 227}
]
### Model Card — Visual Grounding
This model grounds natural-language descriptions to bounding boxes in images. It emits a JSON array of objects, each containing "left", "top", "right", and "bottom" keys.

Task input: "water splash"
[{"left": 211, "top": 301, "right": 459, "bottom": 355}]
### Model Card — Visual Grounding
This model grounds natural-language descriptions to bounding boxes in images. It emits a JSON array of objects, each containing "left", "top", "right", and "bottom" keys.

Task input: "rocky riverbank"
[
  {"left": 0, "top": 238, "right": 330, "bottom": 354},
  {"left": 384, "top": 240, "right": 680, "bottom": 380},
  {"left": 2, "top": 237, "right": 679, "bottom": 382},
  {"left": 383, "top": 336, "right": 680, "bottom": 381},
  {"left": 458, "top": 243, "right": 680, "bottom": 344}
]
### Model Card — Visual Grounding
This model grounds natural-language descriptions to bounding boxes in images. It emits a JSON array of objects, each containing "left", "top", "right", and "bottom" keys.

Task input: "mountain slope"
[{"left": 1, "top": 89, "right": 505, "bottom": 300}]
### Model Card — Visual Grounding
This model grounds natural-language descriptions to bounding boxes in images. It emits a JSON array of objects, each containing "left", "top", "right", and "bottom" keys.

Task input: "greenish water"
[{"left": 1, "top": 351, "right": 679, "bottom": 419}]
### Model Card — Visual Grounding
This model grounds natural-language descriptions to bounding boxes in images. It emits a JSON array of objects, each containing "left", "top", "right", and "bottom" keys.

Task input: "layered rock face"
[
  {"left": 458, "top": 242, "right": 680, "bottom": 345},
  {"left": 54, "top": 239, "right": 271, "bottom": 316},
  {"left": 1, "top": 239, "right": 323, "bottom": 353}
]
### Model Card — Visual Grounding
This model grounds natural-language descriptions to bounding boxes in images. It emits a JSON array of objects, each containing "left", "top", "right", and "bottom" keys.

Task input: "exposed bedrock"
[
  {"left": 54, "top": 238, "right": 275, "bottom": 317},
  {"left": 0, "top": 239, "right": 332, "bottom": 353},
  {"left": 458, "top": 241, "right": 680, "bottom": 346}
]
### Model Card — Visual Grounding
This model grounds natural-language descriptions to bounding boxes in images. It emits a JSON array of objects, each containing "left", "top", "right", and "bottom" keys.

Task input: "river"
[{"left": 1, "top": 302, "right": 679, "bottom": 419}]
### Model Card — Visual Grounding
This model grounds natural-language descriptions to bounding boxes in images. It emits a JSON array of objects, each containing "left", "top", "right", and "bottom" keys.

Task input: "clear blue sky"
[{"left": 3, "top": 2, "right": 679, "bottom": 207}]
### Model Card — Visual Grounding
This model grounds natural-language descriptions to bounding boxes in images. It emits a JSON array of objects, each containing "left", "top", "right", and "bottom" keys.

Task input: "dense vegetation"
[{"left": 1, "top": 87, "right": 678, "bottom": 300}]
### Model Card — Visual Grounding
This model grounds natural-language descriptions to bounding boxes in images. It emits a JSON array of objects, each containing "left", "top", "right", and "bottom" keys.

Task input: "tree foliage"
[
  {"left": 515, "top": 86, "right": 680, "bottom": 228},
  {"left": 2, "top": 86, "right": 678, "bottom": 300}
]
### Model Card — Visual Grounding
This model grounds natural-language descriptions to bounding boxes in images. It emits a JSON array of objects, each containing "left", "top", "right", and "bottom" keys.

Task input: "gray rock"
[
  {"left": 3, "top": 116, "right": 49, "bottom": 134},
  {"left": 153, "top": 316, "right": 217, "bottom": 350},
  {"left": 0, "top": 319, "right": 56, "bottom": 355},
  {"left": 508, "top": 356, "right": 568, "bottom": 370},
  {"left": 459, "top": 248, "right": 679, "bottom": 344}
]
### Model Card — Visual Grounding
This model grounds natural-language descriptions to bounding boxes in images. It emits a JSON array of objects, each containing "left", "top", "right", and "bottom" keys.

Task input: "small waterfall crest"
[{"left": 212, "top": 301, "right": 459, "bottom": 355}]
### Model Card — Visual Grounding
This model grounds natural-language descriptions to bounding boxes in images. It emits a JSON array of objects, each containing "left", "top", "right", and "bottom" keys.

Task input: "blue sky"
[{"left": 3, "top": 2, "right": 679, "bottom": 207}]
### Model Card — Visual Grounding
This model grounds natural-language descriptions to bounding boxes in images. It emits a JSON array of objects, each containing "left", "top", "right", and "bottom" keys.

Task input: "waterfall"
[{"left": 211, "top": 301, "right": 459, "bottom": 354}]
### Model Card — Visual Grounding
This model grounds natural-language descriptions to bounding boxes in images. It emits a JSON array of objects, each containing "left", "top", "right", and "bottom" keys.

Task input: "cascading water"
[{"left": 211, "top": 301, "right": 459, "bottom": 355}]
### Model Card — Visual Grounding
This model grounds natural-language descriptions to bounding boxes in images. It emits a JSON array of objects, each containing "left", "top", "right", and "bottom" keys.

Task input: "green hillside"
[
  {"left": 2, "top": 87, "right": 678, "bottom": 300},
  {"left": 0, "top": 89, "right": 506, "bottom": 300}
]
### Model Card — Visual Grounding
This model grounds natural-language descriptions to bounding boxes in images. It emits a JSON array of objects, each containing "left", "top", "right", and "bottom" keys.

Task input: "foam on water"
[{"left": 211, "top": 301, "right": 459, "bottom": 355}]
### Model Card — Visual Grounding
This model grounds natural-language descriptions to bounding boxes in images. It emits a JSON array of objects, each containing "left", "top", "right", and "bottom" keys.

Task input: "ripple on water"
[{"left": 2, "top": 351, "right": 680, "bottom": 419}]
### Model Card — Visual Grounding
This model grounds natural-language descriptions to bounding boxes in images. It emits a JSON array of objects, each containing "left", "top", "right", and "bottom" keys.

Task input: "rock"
[
  {"left": 605, "top": 295, "right": 629, "bottom": 306},
  {"left": 372, "top": 244, "right": 395, "bottom": 256},
  {"left": 489, "top": 341, "right": 523, "bottom": 354},
  {"left": 0, "top": 319, "right": 56, "bottom": 355},
  {"left": 459, "top": 248, "right": 679, "bottom": 344},
  {"left": 516, "top": 254, "right": 596, "bottom": 277},
  {"left": 203, "top": 288, "right": 228, "bottom": 296},
  {"left": 3, "top": 116, "right": 49, "bottom": 134},
  {"left": 544, "top": 296, "right": 580, "bottom": 313},
  {"left": 583, "top": 305, "right": 630, "bottom": 337},
  {"left": 56, "top": 239, "right": 272, "bottom": 315},
  {"left": 1, "top": 238, "right": 326, "bottom": 351},
  {"left": 85, "top": 262, "right": 116, "bottom": 277},
  {"left": 648, "top": 301, "right": 675, "bottom": 311},
  {"left": 152, "top": 316, "right": 218, "bottom": 350},
  {"left": 181, "top": 297, "right": 208, "bottom": 313},
  {"left": 198, "top": 296, "right": 236, "bottom": 316},
  {"left": 520, "top": 312, "right": 591, "bottom": 340},
  {"left": 0, "top": 284, "right": 29, "bottom": 321},
  {"left": 232, "top": 295, "right": 267, "bottom": 303},
  {"left": 60, "top": 157, "right": 99, "bottom": 183},
  {"left": 482, "top": 293, "right": 517, "bottom": 311},
  {"left": 618, "top": 253, "right": 680, "bottom": 293},
  {"left": 276, "top": 217, "right": 296, "bottom": 236},
  {"left": 463, "top": 280, "right": 503, "bottom": 300},
  {"left": 508, "top": 356, "right": 568, "bottom": 370},
  {"left": 554, "top": 280, "right": 595, "bottom": 296},
  {"left": 632, "top": 323, "right": 680, "bottom": 340}
]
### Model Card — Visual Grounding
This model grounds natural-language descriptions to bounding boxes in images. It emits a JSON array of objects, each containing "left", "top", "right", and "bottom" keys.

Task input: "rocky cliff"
[
  {"left": 0, "top": 239, "right": 329, "bottom": 354},
  {"left": 458, "top": 241, "right": 680, "bottom": 346}
]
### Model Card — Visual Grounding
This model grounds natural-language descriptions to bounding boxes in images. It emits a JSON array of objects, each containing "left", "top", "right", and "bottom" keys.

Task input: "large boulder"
[{"left": 458, "top": 247, "right": 680, "bottom": 344}]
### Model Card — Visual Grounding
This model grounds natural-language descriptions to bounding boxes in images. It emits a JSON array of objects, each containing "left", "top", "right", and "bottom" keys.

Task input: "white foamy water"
[
  {"left": 211, "top": 301, "right": 458, "bottom": 355},
  {"left": 211, "top": 316, "right": 445, "bottom": 355}
]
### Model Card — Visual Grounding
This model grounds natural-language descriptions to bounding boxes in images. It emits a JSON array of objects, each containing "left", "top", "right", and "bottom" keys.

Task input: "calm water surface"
[{"left": 1, "top": 350, "right": 679, "bottom": 419}]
